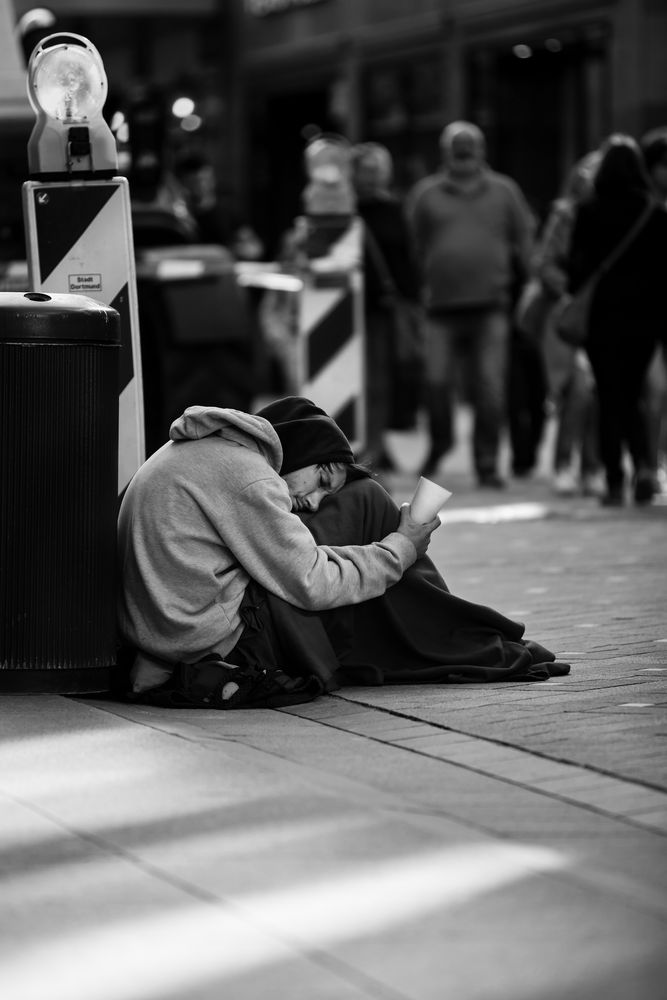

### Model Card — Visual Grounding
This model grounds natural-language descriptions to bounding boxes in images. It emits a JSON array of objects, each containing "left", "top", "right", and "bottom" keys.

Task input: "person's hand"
[{"left": 396, "top": 503, "right": 440, "bottom": 558}]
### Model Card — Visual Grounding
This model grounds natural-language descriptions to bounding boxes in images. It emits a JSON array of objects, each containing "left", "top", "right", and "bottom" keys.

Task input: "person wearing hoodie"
[
  {"left": 118, "top": 398, "right": 437, "bottom": 704},
  {"left": 118, "top": 397, "right": 569, "bottom": 708}
]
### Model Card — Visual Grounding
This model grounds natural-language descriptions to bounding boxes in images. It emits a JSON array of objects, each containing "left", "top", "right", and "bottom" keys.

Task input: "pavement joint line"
[
  {"left": 294, "top": 696, "right": 667, "bottom": 836},
  {"left": 326, "top": 694, "right": 667, "bottom": 789},
  {"left": 84, "top": 703, "right": 544, "bottom": 842},
  {"left": 0, "top": 790, "right": 412, "bottom": 1000},
  {"left": 103, "top": 697, "right": 667, "bottom": 842}
]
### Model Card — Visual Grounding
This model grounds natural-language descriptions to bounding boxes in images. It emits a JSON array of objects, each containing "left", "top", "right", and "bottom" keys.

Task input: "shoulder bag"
[
  {"left": 514, "top": 276, "right": 558, "bottom": 340},
  {"left": 555, "top": 201, "right": 654, "bottom": 348}
]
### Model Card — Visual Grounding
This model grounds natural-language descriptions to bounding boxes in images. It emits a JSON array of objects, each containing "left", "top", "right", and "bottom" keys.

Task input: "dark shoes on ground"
[
  {"left": 419, "top": 452, "right": 444, "bottom": 478},
  {"left": 600, "top": 473, "right": 656, "bottom": 507},
  {"left": 374, "top": 449, "right": 396, "bottom": 472},
  {"left": 600, "top": 488, "right": 624, "bottom": 507},
  {"left": 633, "top": 472, "right": 656, "bottom": 506},
  {"left": 127, "top": 656, "right": 322, "bottom": 710},
  {"left": 421, "top": 458, "right": 506, "bottom": 489},
  {"left": 477, "top": 472, "right": 506, "bottom": 489},
  {"left": 360, "top": 448, "right": 396, "bottom": 472}
]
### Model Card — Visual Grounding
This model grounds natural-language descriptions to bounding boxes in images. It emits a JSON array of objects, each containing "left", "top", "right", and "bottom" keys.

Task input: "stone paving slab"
[
  {"left": 283, "top": 695, "right": 667, "bottom": 837},
  {"left": 2, "top": 422, "right": 667, "bottom": 999},
  {"left": 6, "top": 693, "right": 666, "bottom": 1000},
  {"left": 331, "top": 644, "right": 667, "bottom": 784},
  {"left": 0, "top": 801, "right": 387, "bottom": 1000}
]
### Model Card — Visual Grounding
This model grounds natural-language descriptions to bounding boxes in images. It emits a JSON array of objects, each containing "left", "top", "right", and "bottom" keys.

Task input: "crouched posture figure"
[{"left": 118, "top": 397, "right": 569, "bottom": 708}]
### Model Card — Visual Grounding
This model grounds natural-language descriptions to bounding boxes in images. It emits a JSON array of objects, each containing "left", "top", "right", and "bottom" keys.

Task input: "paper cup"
[{"left": 410, "top": 476, "right": 452, "bottom": 522}]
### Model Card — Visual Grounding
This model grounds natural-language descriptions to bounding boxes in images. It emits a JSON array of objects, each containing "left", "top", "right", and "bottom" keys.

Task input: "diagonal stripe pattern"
[
  {"left": 24, "top": 179, "right": 145, "bottom": 493},
  {"left": 298, "top": 274, "right": 365, "bottom": 452}
]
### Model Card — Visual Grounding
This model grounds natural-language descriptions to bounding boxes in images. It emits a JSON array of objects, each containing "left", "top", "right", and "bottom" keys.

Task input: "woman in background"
[
  {"left": 566, "top": 134, "right": 667, "bottom": 505},
  {"left": 528, "top": 152, "right": 603, "bottom": 497}
]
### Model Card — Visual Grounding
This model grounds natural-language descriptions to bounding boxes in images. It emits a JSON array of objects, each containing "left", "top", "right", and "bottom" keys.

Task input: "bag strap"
[
  {"left": 362, "top": 221, "right": 398, "bottom": 299},
  {"left": 595, "top": 200, "right": 655, "bottom": 279}
]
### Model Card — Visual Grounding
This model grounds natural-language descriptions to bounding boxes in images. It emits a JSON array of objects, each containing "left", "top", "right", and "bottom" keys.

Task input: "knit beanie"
[{"left": 256, "top": 396, "right": 355, "bottom": 475}]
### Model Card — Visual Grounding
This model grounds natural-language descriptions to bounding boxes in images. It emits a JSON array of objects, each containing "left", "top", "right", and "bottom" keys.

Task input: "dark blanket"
[{"left": 294, "top": 477, "right": 570, "bottom": 685}]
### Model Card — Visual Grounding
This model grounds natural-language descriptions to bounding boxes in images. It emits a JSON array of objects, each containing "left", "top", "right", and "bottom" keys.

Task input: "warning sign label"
[{"left": 69, "top": 273, "right": 102, "bottom": 292}]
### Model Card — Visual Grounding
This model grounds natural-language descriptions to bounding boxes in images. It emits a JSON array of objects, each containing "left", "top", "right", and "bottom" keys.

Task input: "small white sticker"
[{"left": 69, "top": 273, "right": 102, "bottom": 292}]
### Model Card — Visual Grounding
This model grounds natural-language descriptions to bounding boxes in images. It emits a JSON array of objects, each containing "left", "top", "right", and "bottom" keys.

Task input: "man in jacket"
[
  {"left": 406, "top": 121, "right": 535, "bottom": 487},
  {"left": 118, "top": 399, "right": 437, "bottom": 701}
]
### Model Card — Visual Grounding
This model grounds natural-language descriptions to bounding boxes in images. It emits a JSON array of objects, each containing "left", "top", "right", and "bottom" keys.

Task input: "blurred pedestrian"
[
  {"left": 351, "top": 143, "right": 424, "bottom": 470},
  {"left": 173, "top": 152, "right": 231, "bottom": 246},
  {"left": 518, "top": 152, "right": 604, "bottom": 496},
  {"left": 566, "top": 133, "right": 667, "bottom": 506},
  {"left": 231, "top": 224, "right": 265, "bottom": 262},
  {"left": 639, "top": 127, "right": 667, "bottom": 494},
  {"left": 507, "top": 300, "right": 549, "bottom": 480},
  {"left": 406, "top": 121, "right": 534, "bottom": 487}
]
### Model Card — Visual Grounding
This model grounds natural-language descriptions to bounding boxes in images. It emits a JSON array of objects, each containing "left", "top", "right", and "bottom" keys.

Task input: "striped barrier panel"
[
  {"left": 298, "top": 269, "right": 365, "bottom": 453},
  {"left": 240, "top": 212, "right": 366, "bottom": 454},
  {"left": 22, "top": 177, "right": 145, "bottom": 495},
  {"left": 241, "top": 265, "right": 366, "bottom": 455}
]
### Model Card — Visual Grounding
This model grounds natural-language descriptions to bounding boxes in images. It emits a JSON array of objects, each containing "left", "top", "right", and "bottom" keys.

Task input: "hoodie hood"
[{"left": 169, "top": 405, "right": 283, "bottom": 472}]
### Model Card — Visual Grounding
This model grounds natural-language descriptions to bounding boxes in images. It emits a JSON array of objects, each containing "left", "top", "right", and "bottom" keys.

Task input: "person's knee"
[
  {"left": 304, "top": 474, "right": 399, "bottom": 543},
  {"left": 342, "top": 476, "right": 400, "bottom": 533},
  {"left": 344, "top": 475, "right": 395, "bottom": 508}
]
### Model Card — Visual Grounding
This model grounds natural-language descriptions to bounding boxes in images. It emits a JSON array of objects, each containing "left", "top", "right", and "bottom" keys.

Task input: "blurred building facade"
[{"left": 7, "top": 0, "right": 667, "bottom": 256}]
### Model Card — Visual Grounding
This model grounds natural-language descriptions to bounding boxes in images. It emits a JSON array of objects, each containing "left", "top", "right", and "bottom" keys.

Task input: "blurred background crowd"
[{"left": 1, "top": 0, "right": 666, "bottom": 505}]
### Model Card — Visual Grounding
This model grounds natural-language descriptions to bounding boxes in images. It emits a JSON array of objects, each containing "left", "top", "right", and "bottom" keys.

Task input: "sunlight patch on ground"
[
  {"left": 0, "top": 843, "right": 567, "bottom": 1000},
  {"left": 439, "top": 502, "right": 550, "bottom": 525},
  {"left": 0, "top": 811, "right": 375, "bottom": 906}
]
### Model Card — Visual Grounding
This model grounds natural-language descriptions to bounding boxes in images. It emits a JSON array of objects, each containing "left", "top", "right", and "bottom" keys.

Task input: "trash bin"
[
  {"left": 0, "top": 292, "right": 120, "bottom": 693},
  {"left": 135, "top": 245, "right": 257, "bottom": 455}
]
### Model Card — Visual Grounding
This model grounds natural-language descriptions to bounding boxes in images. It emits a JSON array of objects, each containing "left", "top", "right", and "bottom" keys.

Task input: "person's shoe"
[
  {"left": 656, "top": 465, "right": 667, "bottom": 495},
  {"left": 128, "top": 651, "right": 174, "bottom": 696},
  {"left": 477, "top": 472, "right": 506, "bottom": 489},
  {"left": 600, "top": 486, "right": 624, "bottom": 507},
  {"left": 580, "top": 471, "right": 605, "bottom": 498},
  {"left": 374, "top": 449, "right": 396, "bottom": 472},
  {"left": 553, "top": 468, "right": 578, "bottom": 497},
  {"left": 633, "top": 472, "right": 656, "bottom": 506},
  {"left": 420, "top": 452, "right": 443, "bottom": 478}
]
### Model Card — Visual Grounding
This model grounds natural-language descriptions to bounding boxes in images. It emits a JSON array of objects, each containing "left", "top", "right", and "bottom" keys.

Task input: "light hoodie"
[{"left": 117, "top": 405, "right": 416, "bottom": 663}]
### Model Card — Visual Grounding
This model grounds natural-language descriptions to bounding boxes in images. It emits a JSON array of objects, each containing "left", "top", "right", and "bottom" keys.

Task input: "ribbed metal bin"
[{"left": 0, "top": 292, "right": 120, "bottom": 693}]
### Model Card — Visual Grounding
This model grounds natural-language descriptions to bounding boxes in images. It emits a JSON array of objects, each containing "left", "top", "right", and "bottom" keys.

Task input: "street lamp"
[
  {"left": 26, "top": 31, "right": 117, "bottom": 177},
  {"left": 22, "top": 30, "right": 145, "bottom": 496}
]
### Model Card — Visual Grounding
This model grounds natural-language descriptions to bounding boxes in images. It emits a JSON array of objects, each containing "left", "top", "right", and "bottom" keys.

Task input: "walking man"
[{"left": 407, "top": 121, "right": 534, "bottom": 487}]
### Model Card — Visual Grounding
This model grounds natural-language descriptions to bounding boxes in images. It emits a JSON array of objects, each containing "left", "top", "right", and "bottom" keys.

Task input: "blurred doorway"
[
  {"left": 466, "top": 31, "right": 610, "bottom": 223},
  {"left": 248, "top": 85, "right": 338, "bottom": 256}
]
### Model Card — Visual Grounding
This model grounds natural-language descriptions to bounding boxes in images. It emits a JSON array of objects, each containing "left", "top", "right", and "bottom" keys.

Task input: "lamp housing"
[{"left": 26, "top": 32, "right": 118, "bottom": 178}]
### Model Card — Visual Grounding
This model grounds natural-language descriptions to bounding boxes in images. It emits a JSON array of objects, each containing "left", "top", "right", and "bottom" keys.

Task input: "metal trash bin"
[
  {"left": 135, "top": 245, "right": 257, "bottom": 456},
  {"left": 0, "top": 292, "right": 120, "bottom": 693}
]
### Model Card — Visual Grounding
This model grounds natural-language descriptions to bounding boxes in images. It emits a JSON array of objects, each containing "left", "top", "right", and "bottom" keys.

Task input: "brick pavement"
[{"left": 1, "top": 410, "right": 666, "bottom": 1000}]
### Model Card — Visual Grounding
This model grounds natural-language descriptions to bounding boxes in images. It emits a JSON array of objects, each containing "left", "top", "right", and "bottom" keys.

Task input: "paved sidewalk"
[{"left": 1, "top": 413, "right": 666, "bottom": 1000}]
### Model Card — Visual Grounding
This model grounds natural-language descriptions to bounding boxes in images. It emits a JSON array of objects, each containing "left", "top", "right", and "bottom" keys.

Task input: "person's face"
[
  {"left": 354, "top": 158, "right": 387, "bottom": 199},
  {"left": 444, "top": 136, "right": 483, "bottom": 178},
  {"left": 182, "top": 166, "right": 216, "bottom": 205},
  {"left": 282, "top": 463, "right": 347, "bottom": 512}
]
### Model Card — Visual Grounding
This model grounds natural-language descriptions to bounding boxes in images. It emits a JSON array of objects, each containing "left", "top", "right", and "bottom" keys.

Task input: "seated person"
[{"left": 118, "top": 397, "right": 569, "bottom": 707}]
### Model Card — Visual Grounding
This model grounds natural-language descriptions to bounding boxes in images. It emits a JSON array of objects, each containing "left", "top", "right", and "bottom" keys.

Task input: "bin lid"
[{"left": 0, "top": 292, "right": 120, "bottom": 343}]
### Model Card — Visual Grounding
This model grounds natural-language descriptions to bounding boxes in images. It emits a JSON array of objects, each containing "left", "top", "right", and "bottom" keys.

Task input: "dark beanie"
[{"left": 256, "top": 396, "right": 355, "bottom": 475}]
